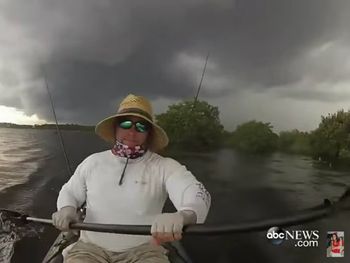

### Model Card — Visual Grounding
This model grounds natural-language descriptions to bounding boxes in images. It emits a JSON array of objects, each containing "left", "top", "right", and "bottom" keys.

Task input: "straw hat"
[{"left": 95, "top": 94, "right": 169, "bottom": 152}]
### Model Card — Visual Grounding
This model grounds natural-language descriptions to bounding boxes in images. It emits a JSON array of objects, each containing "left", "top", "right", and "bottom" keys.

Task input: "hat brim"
[{"left": 95, "top": 113, "right": 169, "bottom": 152}]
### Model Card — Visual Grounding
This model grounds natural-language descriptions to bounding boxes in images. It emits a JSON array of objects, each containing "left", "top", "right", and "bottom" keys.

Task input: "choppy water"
[{"left": 0, "top": 128, "right": 50, "bottom": 192}]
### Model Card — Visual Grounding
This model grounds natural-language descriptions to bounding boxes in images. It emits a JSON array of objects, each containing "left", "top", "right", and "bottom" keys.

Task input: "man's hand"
[
  {"left": 52, "top": 206, "right": 79, "bottom": 231},
  {"left": 151, "top": 210, "right": 196, "bottom": 244}
]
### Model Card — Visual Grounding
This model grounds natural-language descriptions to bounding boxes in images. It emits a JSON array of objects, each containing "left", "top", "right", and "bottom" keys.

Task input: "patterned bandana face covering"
[{"left": 111, "top": 140, "right": 146, "bottom": 159}]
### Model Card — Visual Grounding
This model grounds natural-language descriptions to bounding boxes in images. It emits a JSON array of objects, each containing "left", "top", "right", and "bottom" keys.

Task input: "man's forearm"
[{"left": 179, "top": 210, "right": 197, "bottom": 225}]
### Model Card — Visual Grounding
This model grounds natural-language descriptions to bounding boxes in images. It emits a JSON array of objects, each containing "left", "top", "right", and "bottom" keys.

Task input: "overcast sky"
[{"left": 0, "top": 0, "right": 350, "bottom": 132}]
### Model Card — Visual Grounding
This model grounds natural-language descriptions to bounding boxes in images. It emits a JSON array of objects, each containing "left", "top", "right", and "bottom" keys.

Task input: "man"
[{"left": 52, "top": 94, "right": 211, "bottom": 263}]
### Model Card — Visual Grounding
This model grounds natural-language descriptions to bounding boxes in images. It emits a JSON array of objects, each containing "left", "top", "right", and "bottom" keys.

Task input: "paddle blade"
[{"left": 0, "top": 209, "right": 45, "bottom": 263}]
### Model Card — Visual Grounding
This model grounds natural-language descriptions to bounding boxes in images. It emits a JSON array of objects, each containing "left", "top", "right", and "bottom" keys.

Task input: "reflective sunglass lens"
[
  {"left": 119, "top": 120, "right": 133, "bottom": 129},
  {"left": 135, "top": 122, "right": 148, "bottom": 133}
]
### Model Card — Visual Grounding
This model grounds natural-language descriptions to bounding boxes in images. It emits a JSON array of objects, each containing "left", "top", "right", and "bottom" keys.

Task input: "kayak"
[{"left": 42, "top": 231, "right": 193, "bottom": 263}]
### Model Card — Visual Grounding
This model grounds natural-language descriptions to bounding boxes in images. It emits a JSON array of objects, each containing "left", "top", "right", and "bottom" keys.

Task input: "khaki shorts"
[{"left": 65, "top": 240, "right": 170, "bottom": 263}]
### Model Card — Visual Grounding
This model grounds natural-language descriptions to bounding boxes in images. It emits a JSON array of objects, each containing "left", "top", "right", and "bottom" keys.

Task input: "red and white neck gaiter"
[{"left": 111, "top": 140, "right": 146, "bottom": 159}]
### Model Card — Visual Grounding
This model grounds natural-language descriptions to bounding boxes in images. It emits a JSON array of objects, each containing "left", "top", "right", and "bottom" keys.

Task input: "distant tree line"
[
  {"left": 155, "top": 100, "right": 350, "bottom": 166},
  {"left": 0, "top": 122, "right": 94, "bottom": 131}
]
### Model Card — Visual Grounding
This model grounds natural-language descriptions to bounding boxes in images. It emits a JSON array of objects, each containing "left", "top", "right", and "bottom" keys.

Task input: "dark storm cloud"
[
  {"left": 275, "top": 87, "right": 350, "bottom": 103},
  {"left": 0, "top": 0, "right": 349, "bottom": 124}
]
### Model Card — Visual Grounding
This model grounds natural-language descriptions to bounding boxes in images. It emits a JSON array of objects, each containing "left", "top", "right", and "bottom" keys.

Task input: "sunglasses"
[{"left": 118, "top": 119, "right": 150, "bottom": 133}]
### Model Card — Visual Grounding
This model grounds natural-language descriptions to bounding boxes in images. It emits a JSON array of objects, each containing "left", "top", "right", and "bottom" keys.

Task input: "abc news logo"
[{"left": 266, "top": 227, "right": 319, "bottom": 247}]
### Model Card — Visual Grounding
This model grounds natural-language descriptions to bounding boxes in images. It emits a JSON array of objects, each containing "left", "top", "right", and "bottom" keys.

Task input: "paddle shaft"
[
  {"left": 24, "top": 203, "right": 334, "bottom": 236},
  {"left": 26, "top": 217, "right": 53, "bottom": 224}
]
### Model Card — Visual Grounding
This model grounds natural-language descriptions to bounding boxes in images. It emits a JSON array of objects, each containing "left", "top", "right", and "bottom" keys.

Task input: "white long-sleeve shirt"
[{"left": 57, "top": 150, "right": 211, "bottom": 252}]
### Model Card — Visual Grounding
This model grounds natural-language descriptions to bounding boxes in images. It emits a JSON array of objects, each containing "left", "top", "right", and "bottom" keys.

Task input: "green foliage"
[
  {"left": 309, "top": 110, "right": 350, "bottom": 162},
  {"left": 278, "top": 129, "right": 312, "bottom": 155},
  {"left": 229, "top": 120, "right": 278, "bottom": 154},
  {"left": 221, "top": 130, "right": 233, "bottom": 146},
  {"left": 156, "top": 100, "right": 224, "bottom": 150}
]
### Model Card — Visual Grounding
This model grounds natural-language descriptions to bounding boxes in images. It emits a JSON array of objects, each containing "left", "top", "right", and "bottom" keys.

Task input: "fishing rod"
[
  {"left": 192, "top": 52, "right": 209, "bottom": 110},
  {"left": 42, "top": 67, "right": 88, "bottom": 213},
  {"left": 42, "top": 67, "right": 73, "bottom": 176}
]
